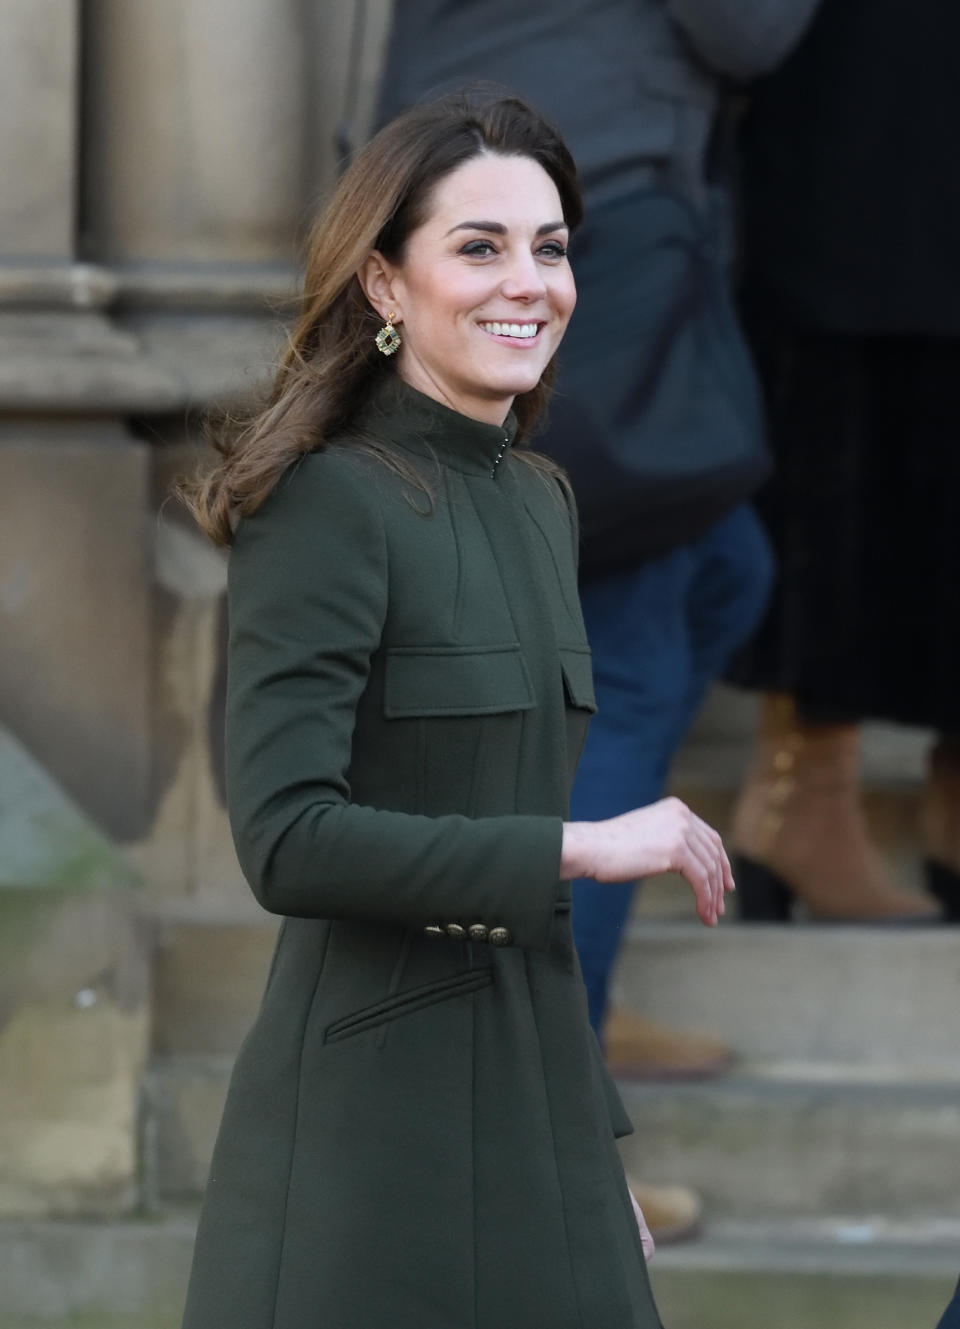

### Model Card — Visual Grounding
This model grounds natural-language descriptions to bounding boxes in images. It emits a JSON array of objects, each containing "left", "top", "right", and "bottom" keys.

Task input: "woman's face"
[{"left": 365, "top": 152, "right": 577, "bottom": 425}]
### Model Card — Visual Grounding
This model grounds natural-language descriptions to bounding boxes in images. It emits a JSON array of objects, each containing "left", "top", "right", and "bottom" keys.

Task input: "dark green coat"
[{"left": 181, "top": 376, "right": 663, "bottom": 1329}]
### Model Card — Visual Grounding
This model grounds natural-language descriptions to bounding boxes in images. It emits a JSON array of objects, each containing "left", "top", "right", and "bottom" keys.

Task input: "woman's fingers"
[
  {"left": 630, "top": 1188, "right": 656, "bottom": 1261},
  {"left": 721, "top": 841, "right": 737, "bottom": 897},
  {"left": 682, "top": 814, "right": 729, "bottom": 925},
  {"left": 677, "top": 838, "right": 717, "bottom": 926}
]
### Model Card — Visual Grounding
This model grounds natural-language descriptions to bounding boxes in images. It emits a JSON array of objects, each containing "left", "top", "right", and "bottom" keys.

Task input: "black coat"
[
  {"left": 729, "top": 0, "right": 960, "bottom": 724},
  {"left": 741, "top": 0, "right": 960, "bottom": 334}
]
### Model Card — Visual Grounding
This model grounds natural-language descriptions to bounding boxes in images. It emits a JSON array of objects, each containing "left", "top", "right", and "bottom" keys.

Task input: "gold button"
[
  {"left": 468, "top": 924, "right": 489, "bottom": 943},
  {"left": 424, "top": 925, "right": 444, "bottom": 938},
  {"left": 446, "top": 923, "right": 466, "bottom": 940},
  {"left": 489, "top": 926, "right": 511, "bottom": 947}
]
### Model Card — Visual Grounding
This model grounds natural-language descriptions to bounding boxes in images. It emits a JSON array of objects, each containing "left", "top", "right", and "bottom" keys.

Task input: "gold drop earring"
[{"left": 375, "top": 311, "right": 402, "bottom": 356}]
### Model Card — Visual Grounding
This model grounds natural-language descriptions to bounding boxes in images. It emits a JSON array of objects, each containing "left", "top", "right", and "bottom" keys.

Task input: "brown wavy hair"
[{"left": 177, "top": 92, "right": 583, "bottom": 545}]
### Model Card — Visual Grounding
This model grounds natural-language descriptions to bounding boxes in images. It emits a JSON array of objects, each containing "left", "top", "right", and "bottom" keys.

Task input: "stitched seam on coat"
[
  {"left": 375, "top": 928, "right": 414, "bottom": 1049},
  {"left": 462, "top": 479, "right": 532, "bottom": 799},
  {"left": 523, "top": 493, "right": 581, "bottom": 627},
  {"left": 269, "top": 922, "right": 330, "bottom": 1329},
  {"left": 447, "top": 469, "right": 467, "bottom": 642},
  {"left": 524, "top": 948, "right": 587, "bottom": 1329},
  {"left": 470, "top": 977, "right": 479, "bottom": 1329},
  {"left": 463, "top": 477, "right": 526, "bottom": 651}
]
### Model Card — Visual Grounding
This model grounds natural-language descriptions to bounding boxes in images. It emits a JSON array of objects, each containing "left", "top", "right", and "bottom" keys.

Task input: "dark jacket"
[
  {"left": 371, "top": 0, "right": 819, "bottom": 567},
  {"left": 376, "top": 0, "right": 821, "bottom": 216},
  {"left": 181, "top": 375, "right": 663, "bottom": 1329}
]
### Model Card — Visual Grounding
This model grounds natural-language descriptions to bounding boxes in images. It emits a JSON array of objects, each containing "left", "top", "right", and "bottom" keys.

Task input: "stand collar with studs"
[{"left": 355, "top": 370, "right": 519, "bottom": 479}]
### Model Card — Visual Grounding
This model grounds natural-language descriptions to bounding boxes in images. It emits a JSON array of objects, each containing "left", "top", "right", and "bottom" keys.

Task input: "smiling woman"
[
  {"left": 359, "top": 154, "right": 575, "bottom": 423},
  {"left": 176, "top": 92, "right": 731, "bottom": 1329}
]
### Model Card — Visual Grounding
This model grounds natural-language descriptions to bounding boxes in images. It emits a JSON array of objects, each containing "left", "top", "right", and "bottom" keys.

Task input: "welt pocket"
[
  {"left": 383, "top": 642, "right": 535, "bottom": 718},
  {"left": 323, "top": 968, "right": 494, "bottom": 1044},
  {"left": 559, "top": 645, "right": 597, "bottom": 713}
]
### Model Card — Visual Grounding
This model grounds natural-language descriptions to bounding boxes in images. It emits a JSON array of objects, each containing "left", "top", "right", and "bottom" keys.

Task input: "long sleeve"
[
  {"left": 667, "top": 0, "right": 822, "bottom": 81},
  {"left": 225, "top": 449, "right": 566, "bottom": 950}
]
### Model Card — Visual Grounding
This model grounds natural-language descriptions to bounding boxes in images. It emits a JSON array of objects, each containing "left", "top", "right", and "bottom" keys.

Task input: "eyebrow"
[{"left": 444, "top": 219, "right": 568, "bottom": 237}]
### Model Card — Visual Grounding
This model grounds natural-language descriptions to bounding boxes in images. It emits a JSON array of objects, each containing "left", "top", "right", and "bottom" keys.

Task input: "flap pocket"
[
  {"left": 323, "top": 967, "right": 494, "bottom": 1044},
  {"left": 384, "top": 643, "right": 535, "bottom": 718},
  {"left": 560, "top": 645, "right": 597, "bottom": 713}
]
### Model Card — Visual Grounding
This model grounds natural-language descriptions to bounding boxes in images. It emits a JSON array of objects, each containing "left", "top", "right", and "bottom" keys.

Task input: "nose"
[{"left": 500, "top": 251, "right": 547, "bottom": 302}]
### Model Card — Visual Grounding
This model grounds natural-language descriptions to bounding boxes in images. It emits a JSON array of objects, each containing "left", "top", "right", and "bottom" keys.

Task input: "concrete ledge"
[
  {"left": 0, "top": 1214, "right": 955, "bottom": 1328},
  {"left": 649, "top": 1219, "right": 959, "bottom": 1329},
  {"left": 0, "top": 1215, "right": 193, "bottom": 1321},
  {"left": 0, "top": 261, "right": 295, "bottom": 312},
  {"left": 619, "top": 1073, "right": 960, "bottom": 1217},
  {"left": 615, "top": 922, "right": 960, "bottom": 1070}
]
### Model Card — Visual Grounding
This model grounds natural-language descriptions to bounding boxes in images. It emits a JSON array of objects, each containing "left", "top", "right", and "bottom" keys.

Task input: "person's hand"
[
  {"left": 630, "top": 1188, "right": 655, "bottom": 1261},
  {"left": 560, "top": 797, "right": 734, "bottom": 926}
]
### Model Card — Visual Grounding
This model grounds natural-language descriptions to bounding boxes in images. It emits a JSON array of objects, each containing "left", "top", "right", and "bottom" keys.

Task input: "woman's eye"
[
  {"left": 459, "top": 239, "right": 497, "bottom": 257},
  {"left": 538, "top": 241, "right": 568, "bottom": 260}
]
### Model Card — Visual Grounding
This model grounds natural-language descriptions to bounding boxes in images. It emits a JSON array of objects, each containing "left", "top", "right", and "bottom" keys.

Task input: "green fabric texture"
[{"left": 181, "top": 373, "right": 662, "bottom": 1329}]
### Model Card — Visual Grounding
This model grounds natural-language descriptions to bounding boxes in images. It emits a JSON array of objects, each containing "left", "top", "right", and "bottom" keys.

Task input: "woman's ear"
[{"left": 359, "top": 252, "right": 401, "bottom": 322}]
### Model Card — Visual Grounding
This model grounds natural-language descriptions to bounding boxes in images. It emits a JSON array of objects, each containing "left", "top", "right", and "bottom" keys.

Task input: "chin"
[{"left": 489, "top": 368, "right": 548, "bottom": 398}]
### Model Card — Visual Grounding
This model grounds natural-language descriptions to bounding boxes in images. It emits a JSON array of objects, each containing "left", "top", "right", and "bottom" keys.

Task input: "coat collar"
[{"left": 355, "top": 370, "right": 519, "bottom": 478}]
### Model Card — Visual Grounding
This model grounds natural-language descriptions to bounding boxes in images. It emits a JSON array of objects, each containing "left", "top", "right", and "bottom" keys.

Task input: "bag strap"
[{"left": 336, "top": 0, "right": 395, "bottom": 167}]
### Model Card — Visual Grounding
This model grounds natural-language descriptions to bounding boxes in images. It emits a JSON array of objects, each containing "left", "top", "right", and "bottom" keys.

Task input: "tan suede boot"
[
  {"left": 730, "top": 694, "right": 939, "bottom": 921},
  {"left": 603, "top": 1007, "right": 733, "bottom": 1080},
  {"left": 921, "top": 735, "right": 960, "bottom": 920}
]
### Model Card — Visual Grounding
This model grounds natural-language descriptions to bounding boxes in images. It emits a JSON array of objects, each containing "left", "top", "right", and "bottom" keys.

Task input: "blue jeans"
[
  {"left": 939, "top": 1279, "right": 960, "bottom": 1329},
  {"left": 571, "top": 504, "right": 774, "bottom": 1033}
]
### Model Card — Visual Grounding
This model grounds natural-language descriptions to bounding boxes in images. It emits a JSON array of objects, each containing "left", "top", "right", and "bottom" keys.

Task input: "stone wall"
[{"left": 0, "top": 0, "right": 391, "bottom": 1217}]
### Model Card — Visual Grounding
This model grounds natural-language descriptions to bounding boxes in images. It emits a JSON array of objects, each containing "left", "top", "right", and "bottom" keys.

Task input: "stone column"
[
  {"left": 311, "top": 0, "right": 394, "bottom": 194},
  {"left": 0, "top": 423, "right": 152, "bottom": 842},
  {"left": 83, "top": 0, "right": 309, "bottom": 265},
  {"left": 0, "top": 0, "right": 77, "bottom": 260}
]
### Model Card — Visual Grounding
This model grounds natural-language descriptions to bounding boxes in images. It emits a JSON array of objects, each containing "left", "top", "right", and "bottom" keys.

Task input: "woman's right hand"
[{"left": 560, "top": 797, "right": 734, "bottom": 927}]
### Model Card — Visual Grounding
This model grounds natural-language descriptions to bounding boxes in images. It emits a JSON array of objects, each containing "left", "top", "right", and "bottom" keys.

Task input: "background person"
[
  {"left": 177, "top": 94, "right": 732, "bottom": 1329},
  {"left": 727, "top": 0, "right": 955, "bottom": 923}
]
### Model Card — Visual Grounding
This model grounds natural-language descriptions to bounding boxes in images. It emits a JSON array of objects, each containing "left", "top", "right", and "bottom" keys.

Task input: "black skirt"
[{"left": 728, "top": 301, "right": 960, "bottom": 730}]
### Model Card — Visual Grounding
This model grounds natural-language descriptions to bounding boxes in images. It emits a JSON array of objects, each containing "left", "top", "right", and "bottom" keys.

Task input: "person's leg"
[
  {"left": 672, "top": 503, "right": 775, "bottom": 758},
  {"left": 937, "top": 1277, "right": 960, "bottom": 1329},
  {"left": 571, "top": 551, "right": 693, "bottom": 1033}
]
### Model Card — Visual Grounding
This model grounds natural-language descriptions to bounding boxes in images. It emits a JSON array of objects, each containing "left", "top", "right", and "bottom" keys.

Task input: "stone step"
[
  {"left": 648, "top": 1217, "right": 959, "bottom": 1329},
  {"left": 618, "top": 1071, "right": 960, "bottom": 1218},
  {"left": 0, "top": 1214, "right": 194, "bottom": 1325},
  {"left": 0, "top": 1215, "right": 955, "bottom": 1329},
  {"left": 145, "top": 1051, "right": 960, "bottom": 1219},
  {"left": 151, "top": 903, "right": 956, "bottom": 1069},
  {"left": 613, "top": 922, "right": 960, "bottom": 1072}
]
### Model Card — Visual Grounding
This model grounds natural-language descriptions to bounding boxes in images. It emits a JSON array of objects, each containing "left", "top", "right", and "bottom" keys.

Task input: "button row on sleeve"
[{"left": 423, "top": 922, "right": 512, "bottom": 946}]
